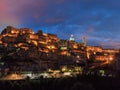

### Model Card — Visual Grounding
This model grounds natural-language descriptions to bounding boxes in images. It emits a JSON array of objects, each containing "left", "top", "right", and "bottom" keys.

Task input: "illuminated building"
[
  {"left": 19, "top": 28, "right": 34, "bottom": 34},
  {"left": 1, "top": 26, "right": 19, "bottom": 35},
  {"left": 103, "top": 49, "right": 119, "bottom": 54},
  {"left": 95, "top": 54, "right": 114, "bottom": 61},
  {"left": 29, "top": 34, "right": 38, "bottom": 40},
  {"left": 86, "top": 46, "right": 103, "bottom": 52},
  {"left": 70, "top": 34, "right": 74, "bottom": 41},
  {"left": 82, "top": 37, "right": 86, "bottom": 46}
]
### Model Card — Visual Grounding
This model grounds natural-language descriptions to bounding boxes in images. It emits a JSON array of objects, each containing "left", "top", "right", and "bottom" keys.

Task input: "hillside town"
[{"left": 0, "top": 26, "right": 120, "bottom": 79}]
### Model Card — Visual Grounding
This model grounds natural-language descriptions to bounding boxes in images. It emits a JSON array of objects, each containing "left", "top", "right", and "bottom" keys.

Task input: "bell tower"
[
  {"left": 82, "top": 37, "right": 86, "bottom": 46},
  {"left": 70, "top": 34, "right": 75, "bottom": 41}
]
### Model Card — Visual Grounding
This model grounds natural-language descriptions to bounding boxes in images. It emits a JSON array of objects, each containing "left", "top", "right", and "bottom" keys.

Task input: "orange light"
[{"left": 109, "top": 57, "right": 113, "bottom": 61}]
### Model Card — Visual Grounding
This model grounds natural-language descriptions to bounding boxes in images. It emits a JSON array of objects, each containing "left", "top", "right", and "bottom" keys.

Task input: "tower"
[
  {"left": 82, "top": 37, "right": 86, "bottom": 46},
  {"left": 70, "top": 34, "right": 75, "bottom": 41}
]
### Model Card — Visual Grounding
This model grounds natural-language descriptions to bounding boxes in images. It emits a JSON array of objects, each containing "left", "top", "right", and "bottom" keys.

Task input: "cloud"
[
  {"left": 0, "top": 0, "right": 120, "bottom": 48},
  {"left": 0, "top": 0, "right": 20, "bottom": 29}
]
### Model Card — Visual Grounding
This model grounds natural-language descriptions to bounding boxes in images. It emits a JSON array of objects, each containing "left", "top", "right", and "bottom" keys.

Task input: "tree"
[{"left": 36, "top": 30, "right": 43, "bottom": 36}]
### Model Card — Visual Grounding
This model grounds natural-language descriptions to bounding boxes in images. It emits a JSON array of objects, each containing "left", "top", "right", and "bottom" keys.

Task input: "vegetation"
[{"left": 0, "top": 75, "right": 120, "bottom": 90}]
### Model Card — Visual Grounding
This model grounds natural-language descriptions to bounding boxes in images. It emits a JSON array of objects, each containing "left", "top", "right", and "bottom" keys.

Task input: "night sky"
[{"left": 0, "top": 0, "right": 120, "bottom": 49}]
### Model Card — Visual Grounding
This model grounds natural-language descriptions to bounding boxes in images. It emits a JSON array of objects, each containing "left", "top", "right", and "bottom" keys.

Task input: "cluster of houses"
[{"left": 0, "top": 26, "right": 119, "bottom": 78}]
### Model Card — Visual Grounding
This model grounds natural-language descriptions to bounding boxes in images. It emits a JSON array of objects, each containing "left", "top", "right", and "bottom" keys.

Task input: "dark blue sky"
[{"left": 0, "top": 0, "right": 120, "bottom": 48}]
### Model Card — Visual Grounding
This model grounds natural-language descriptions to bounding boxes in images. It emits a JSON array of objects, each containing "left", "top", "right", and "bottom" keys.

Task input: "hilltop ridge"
[{"left": 0, "top": 26, "right": 119, "bottom": 76}]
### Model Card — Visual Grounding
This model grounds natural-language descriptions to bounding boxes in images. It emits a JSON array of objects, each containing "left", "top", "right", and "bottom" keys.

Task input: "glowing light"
[
  {"left": 73, "top": 45, "right": 78, "bottom": 49},
  {"left": 31, "top": 40, "right": 38, "bottom": 46},
  {"left": 63, "top": 72, "right": 71, "bottom": 76},
  {"left": 70, "top": 34, "right": 74, "bottom": 41},
  {"left": 1, "top": 74, "right": 24, "bottom": 80},
  {"left": 61, "top": 66, "right": 67, "bottom": 72},
  {"left": 109, "top": 57, "right": 113, "bottom": 61},
  {"left": 47, "top": 45, "right": 56, "bottom": 49},
  {"left": 61, "top": 51, "right": 67, "bottom": 55},
  {"left": 77, "top": 55, "right": 80, "bottom": 58},
  {"left": 43, "top": 33, "right": 48, "bottom": 36}
]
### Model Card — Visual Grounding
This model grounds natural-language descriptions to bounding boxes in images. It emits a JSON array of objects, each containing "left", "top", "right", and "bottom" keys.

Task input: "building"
[{"left": 70, "top": 34, "right": 75, "bottom": 41}]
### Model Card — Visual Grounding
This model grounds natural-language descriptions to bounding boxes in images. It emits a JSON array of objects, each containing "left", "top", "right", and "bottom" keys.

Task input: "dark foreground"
[{"left": 0, "top": 75, "right": 120, "bottom": 90}]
